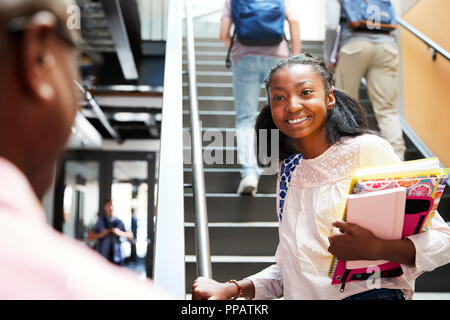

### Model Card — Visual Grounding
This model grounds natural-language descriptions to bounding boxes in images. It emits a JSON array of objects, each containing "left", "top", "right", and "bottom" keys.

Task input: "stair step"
[
  {"left": 183, "top": 82, "right": 265, "bottom": 97},
  {"left": 183, "top": 127, "right": 237, "bottom": 149},
  {"left": 186, "top": 255, "right": 275, "bottom": 263},
  {"left": 183, "top": 146, "right": 238, "bottom": 169},
  {"left": 183, "top": 110, "right": 235, "bottom": 127},
  {"left": 415, "top": 263, "right": 450, "bottom": 292},
  {"left": 183, "top": 42, "right": 325, "bottom": 53},
  {"left": 184, "top": 169, "right": 277, "bottom": 194},
  {"left": 184, "top": 193, "right": 277, "bottom": 223},
  {"left": 185, "top": 224, "right": 278, "bottom": 256},
  {"left": 183, "top": 57, "right": 322, "bottom": 72},
  {"left": 189, "top": 71, "right": 233, "bottom": 83},
  {"left": 183, "top": 60, "right": 230, "bottom": 72},
  {"left": 183, "top": 146, "right": 276, "bottom": 170},
  {"left": 190, "top": 38, "right": 324, "bottom": 45},
  {"left": 437, "top": 185, "right": 450, "bottom": 221},
  {"left": 183, "top": 99, "right": 266, "bottom": 111}
]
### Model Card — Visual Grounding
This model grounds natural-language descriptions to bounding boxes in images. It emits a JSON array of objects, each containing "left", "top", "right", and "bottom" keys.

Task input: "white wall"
[{"left": 290, "top": 0, "right": 326, "bottom": 41}]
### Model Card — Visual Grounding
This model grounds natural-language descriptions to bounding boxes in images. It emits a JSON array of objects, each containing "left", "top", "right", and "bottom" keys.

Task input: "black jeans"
[{"left": 344, "top": 288, "right": 405, "bottom": 300}]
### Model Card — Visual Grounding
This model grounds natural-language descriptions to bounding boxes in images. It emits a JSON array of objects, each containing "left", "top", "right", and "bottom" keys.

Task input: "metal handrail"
[
  {"left": 396, "top": 17, "right": 450, "bottom": 62},
  {"left": 184, "top": 0, "right": 213, "bottom": 279},
  {"left": 74, "top": 80, "right": 122, "bottom": 143},
  {"left": 395, "top": 17, "right": 449, "bottom": 180},
  {"left": 153, "top": 0, "right": 185, "bottom": 299}
]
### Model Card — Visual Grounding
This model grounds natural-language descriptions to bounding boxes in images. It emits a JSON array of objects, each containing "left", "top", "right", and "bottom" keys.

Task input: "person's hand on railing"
[
  {"left": 192, "top": 276, "right": 255, "bottom": 300},
  {"left": 192, "top": 277, "right": 237, "bottom": 300}
]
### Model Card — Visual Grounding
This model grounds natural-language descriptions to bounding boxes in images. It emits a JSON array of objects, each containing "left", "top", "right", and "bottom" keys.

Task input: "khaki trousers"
[{"left": 335, "top": 40, "right": 406, "bottom": 160}]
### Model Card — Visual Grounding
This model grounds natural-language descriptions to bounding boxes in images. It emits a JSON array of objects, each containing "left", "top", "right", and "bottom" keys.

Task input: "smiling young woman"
[{"left": 192, "top": 54, "right": 450, "bottom": 300}]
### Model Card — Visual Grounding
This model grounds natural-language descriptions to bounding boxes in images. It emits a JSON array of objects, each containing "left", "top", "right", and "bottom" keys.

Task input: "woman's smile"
[{"left": 286, "top": 114, "right": 312, "bottom": 125}]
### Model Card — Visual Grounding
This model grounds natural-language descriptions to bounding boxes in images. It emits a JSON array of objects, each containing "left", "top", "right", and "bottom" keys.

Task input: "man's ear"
[{"left": 19, "top": 12, "right": 58, "bottom": 103}]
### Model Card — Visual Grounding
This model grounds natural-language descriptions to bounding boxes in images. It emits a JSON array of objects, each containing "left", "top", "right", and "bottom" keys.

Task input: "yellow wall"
[{"left": 401, "top": 0, "right": 450, "bottom": 166}]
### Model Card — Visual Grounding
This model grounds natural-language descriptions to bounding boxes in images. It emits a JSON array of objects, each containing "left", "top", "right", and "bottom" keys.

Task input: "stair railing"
[
  {"left": 153, "top": 0, "right": 186, "bottom": 299},
  {"left": 395, "top": 17, "right": 450, "bottom": 191},
  {"left": 395, "top": 17, "right": 449, "bottom": 171},
  {"left": 396, "top": 17, "right": 450, "bottom": 62},
  {"left": 184, "top": 0, "right": 213, "bottom": 279}
]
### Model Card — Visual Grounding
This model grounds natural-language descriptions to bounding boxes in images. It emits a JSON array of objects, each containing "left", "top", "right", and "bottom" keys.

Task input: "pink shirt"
[
  {"left": 222, "top": 0, "right": 291, "bottom": 64},
  {"left": 0, "top": 157, "right": 173, "bottom": 299}
]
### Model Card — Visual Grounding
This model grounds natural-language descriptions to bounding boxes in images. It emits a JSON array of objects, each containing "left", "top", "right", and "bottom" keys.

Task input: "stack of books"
[{"left": 328, "top": 158, "right": 449, "bottom": 287}]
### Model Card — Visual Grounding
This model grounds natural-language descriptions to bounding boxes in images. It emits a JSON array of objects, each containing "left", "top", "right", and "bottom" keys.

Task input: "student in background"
[
  {"left": 0, "top": 0, "right": 171, "bottom": 299},
  {"left": 220, "top": 0, "right": 301, "bottom": 195},
  {"left": 88, "top": 198, "right": 134, "bottom": 266},
  {"left": 323, "top": 0, "right": 406, "bottom": 160}
]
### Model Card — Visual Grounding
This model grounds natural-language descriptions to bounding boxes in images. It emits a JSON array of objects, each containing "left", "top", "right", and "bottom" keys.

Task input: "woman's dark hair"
[{"left": 256, "top": 53, "right": 370, "bottom": 163}]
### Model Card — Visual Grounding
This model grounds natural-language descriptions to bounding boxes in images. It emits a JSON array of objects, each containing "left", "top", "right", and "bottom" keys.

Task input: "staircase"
[{"left": 182, "top": 38, "right": 450, "bottom": 296}]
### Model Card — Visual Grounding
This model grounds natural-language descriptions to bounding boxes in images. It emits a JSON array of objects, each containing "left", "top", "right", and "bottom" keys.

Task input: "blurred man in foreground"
[{"left": 0, "top": 0, "right": 172, "bottom": 299}]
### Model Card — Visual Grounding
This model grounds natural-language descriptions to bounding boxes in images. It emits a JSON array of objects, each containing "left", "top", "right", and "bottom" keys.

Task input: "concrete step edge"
[
  {"left": 183, "top": 146, "right": 237, "bottom": 150},
  {"left": 184, "top": 193, "right": 276, "bottom": 198},
  {"left": 184, "top": 222, "right": 278, "bottom": 228},
  {"left": 183, "top": 110, "right": 236, "bottom": 115},
  {"left": 183, "top": 127, "right": 236, "bottom": 132},
  {"left": 185, "top": 255, "right": 275, "bottom": 263}
]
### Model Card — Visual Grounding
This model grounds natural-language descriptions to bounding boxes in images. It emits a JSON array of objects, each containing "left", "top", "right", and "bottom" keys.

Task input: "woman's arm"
[
  {"left": 87, "top": 228, "right": 110, "bottom": 240},
  {"left": 111, "top": 228, "right": 134, "bottom": 241},
  {"left": 328, "top": 221, "right": 416, "bottom": 266},
  {"left": 192, "top": 277, "right": 255, "bottom": 300}
]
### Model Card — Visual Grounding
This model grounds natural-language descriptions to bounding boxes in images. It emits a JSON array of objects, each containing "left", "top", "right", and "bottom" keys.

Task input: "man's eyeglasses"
[{"left": 7, "top": 10, "right": 79, "bottom": 49}]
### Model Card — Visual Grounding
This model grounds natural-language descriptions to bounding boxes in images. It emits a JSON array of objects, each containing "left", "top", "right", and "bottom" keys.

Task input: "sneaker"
[{"left": 237, "top": 174, "right": 258, "bottom": 196}]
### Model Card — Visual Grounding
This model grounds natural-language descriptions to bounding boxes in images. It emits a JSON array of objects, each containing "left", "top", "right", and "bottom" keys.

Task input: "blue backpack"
[
  {"left": 341, "top": 0, "right": 397, "bottom": 32},
  {"left": 225, "top": 0, "right": 286, "bottom": 68}
]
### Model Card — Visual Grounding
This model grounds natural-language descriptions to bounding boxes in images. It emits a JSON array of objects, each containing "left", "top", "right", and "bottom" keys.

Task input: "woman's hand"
[
  {"left": 192, "top": 277, "right": 238, "bottom": 300},
  {"left": 328, "top": 221, "right": 382, "bottom": 262}
]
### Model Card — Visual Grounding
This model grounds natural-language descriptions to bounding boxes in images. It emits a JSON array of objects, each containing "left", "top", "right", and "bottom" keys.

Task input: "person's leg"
[
  {"left": 233, "top": 55, "right": 263, "bottom": 194},
  {"left": 366, "top": 43, "right": 406, "bottom": 160},
  {"left": 335, "top": 40, "right": 373, "bottom": 101}
]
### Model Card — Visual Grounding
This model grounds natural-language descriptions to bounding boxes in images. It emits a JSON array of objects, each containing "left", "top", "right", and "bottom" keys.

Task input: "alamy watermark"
[
  {"left": 366, "top": 4, "right": 393, "bottom": 30},
  {"left": 66, "top": 4, "right": 81, "bottom": 30},
  {"left": 366, "top": 265, "right": 382, "bottom": 290},
  {"left": 184, "top": 125, "right": 280, "bottom": 175}
]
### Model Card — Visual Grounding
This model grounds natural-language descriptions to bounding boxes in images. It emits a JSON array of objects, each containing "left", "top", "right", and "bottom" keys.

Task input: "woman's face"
[{"left": 268, "top": 64, "right": 334, "bottom": 147}]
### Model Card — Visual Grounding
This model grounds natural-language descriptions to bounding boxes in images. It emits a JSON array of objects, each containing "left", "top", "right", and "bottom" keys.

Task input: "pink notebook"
[{"left": 345, "top": 187, "right": 406, "bottom": 269}]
